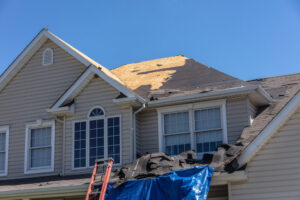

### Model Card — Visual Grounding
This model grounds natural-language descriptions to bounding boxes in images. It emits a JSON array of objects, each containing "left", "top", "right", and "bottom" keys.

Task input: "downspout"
[
  {"left": 132, "top": 103, "right": 146, "bottom": 160},
  {"left": 62, "top": 116, "right": 66, "bottom": 176}
]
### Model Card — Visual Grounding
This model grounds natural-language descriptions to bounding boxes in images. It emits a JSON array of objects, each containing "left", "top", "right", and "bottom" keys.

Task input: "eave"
[
  {"left": 0, "top": 170, "right": 247, "bottom": 200},
  {"left": 147, "top": 85, "right": 272, "bottom": 108}
]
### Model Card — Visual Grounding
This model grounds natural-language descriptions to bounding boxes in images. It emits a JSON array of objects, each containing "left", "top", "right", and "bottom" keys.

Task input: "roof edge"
[
  {"left": 51, "top": 66, "right": 143, "bottom": 110},
  {"left": 147, "top": 85, "right": 271, "bottom": 107},
  {"left": 238, "top": 89, "right": 300, "bottom": 166}
]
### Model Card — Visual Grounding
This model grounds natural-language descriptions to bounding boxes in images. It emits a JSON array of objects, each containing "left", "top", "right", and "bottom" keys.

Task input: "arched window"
[
  {"left": 73, "top": 106, "right": 121, "bottom": 168},
  {"left": 42, "top": 48, "right": 53, "bottom": 66},
  {"left": 89, "top": 107, "right": 105, "bottom": 118}
]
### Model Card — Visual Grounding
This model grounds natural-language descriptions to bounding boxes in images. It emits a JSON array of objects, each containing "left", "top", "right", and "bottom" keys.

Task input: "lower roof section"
[{"left": 0, "top": 171, "right": 246, "bottom": 200}]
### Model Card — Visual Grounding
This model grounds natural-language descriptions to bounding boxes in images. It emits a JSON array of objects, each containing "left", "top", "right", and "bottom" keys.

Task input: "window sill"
[
  {"left": 72, "top": 163, "right": 121, "bottom": 171},
  {"left": 24, "top": 167, "right": 54, "bottom": 174},
  {"left": 0, "top": 172, "right": 7, "bottom": 177}
]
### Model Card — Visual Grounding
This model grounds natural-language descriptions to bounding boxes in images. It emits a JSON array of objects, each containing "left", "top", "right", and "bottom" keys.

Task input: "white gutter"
[
  {"left": 132, "top": 103, "right": 146, "bottom": 159},
  {"left": 46, "top": 105, "right": 74, "bottom": 116},
  {"left": 0, "top": 184, "right": 88, "bottom": 200},
  {"left": 147, "top": 85, "right": 271, "bottom": 107}
]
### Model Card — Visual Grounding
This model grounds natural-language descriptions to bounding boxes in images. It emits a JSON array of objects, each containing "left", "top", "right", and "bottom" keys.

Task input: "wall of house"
[
  {"left": 136, "top": 97, "right": 250, "bottom": 155},
  {"left": 230, "top": 105, "right": 300, "bottom": 200},
  {"left": 226, "top": 96, "right": 251, "bottom": 144},
  {"left": 63, "top": 77, "right": 133, "bottom": 175},
  {"left": 0, "top": 39, "right": 86, "bottom": 180},
  {"left": 136, "top": 108, "right": 158, "bottom": 155}
]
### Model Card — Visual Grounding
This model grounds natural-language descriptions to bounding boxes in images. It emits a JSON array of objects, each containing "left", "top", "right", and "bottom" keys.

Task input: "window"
[
  {"left": 25, "top": 121, "right": 55, "bottom": 174},
  {"left": 89, "top": 108, "right": 104, "bottom": 117},
  {"left": 89, "top": 119, "right": 104, "bottom": 166},
  {"left": 0, "top": 126, "right": 9, "bottom": 176},
  {"left": 74, "top": 122, "right": 86, "bottom": 168},
  {"left": 73, "top": 107, "right": 121, "bottom": 169},
  {"left": 107, "top": 117, "right": 120, "bottom": 164},
  {"left": 164, "top": 112, "right": 191, "bottom": 156},
  {"left": 194, "top": 108, "right": 223, "bottom": 158},
  {"left": 42, "top": 48, "right": 53, "bottom": 66},
  {"left": 158, "top": 100, "right": 227, "bottom": 158}
]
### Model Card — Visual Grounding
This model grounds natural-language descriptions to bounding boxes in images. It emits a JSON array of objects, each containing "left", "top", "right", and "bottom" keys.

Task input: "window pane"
[
  {"left": 164, "top": 112, "right": 189, "bottom": 134},
  {"left": 196, "top": 130, "right": 223, "bottom": 158},
  {"left": 165, "top": 134, "right": 191, "bottom": 156},
  {"left": 107, "top": 117, "right": 121, "bottom": 164},
  {"left": 89, "top": 108, "right": 104, "bottom": 117},
  {"left": 0, "top": 133, "right": 6, "bottom": 152},
  {"left": 74, "top": 122, "right": 86, "bottom": 168},
  {"left": 195, "top": 108, "right": 221, "bottom": 131},
  {"left": 0, "top": 152, "right": 4, "bottom": 171},
  {"left": 31, "top": 147, "right": 51, "bottom": 168},
  {"left": 89, "top": 119, "right": 104, "bottom": 166},
  {"left": 31, "top": 127, "right": 51, "bottom": 147}
]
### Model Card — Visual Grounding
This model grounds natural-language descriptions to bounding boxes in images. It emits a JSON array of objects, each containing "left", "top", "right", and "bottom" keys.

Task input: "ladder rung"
[{"left": 89, "top": 191, "right": 101, "bottom": 196}]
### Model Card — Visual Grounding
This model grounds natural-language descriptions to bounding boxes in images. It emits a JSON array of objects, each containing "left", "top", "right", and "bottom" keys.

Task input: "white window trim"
[
  {"left": 72, "top": 113, "right": 122, "bottom": 170},
  {"left": 24, "top": 120, "right": 55, "bottom": 174},
  {"left": 87, "top": 106, "right": 106, "bottom": 118},
  {"left": 157, "top": 99, "right": 227, "bottom": 152},
  {"left": 0, "top": 125, "right": 9, "bottom": 176},
  {"left": 42, "top": 48, "right": 53, "bottom": 66}
]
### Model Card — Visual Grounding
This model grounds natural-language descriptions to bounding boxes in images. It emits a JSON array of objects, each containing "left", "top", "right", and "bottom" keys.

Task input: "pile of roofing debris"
[{"left": 110, "top": 144, "right": 242, "bottom": 187}]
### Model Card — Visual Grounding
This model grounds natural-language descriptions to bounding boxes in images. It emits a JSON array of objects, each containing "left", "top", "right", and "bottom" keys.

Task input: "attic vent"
[{"left": 42, "top": 48, "right": 53, "bottom": 66}]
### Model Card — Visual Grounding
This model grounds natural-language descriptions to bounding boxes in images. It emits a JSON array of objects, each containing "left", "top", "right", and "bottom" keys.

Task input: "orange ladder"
[{"left": 86, "top": 158, "right": 114, "bottom": 200}]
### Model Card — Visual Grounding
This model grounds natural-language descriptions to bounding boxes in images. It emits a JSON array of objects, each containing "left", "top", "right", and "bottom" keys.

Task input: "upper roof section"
[
  {"left": 1, "top": 29, "right": 272, "bottom": 109},
  {"left": 111, "top": 55, "right": 249, "bottom": 100}
]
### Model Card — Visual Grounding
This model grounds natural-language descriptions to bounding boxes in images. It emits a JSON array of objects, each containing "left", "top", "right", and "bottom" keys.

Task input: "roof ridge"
[{"left": 247, "top": 72, "right": 300, "bottom": 82}]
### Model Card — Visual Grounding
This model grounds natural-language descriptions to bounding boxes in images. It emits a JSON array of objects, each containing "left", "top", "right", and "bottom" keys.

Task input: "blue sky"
[{"left": 1, "top": 0, "right": 300, "bottom": 80}]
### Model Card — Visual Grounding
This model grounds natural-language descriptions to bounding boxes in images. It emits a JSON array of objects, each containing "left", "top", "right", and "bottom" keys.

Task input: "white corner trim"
[
  {"left": 0, "top": 125, "right": 9, "bottom": 176},
  {"left": 24, "top": 120, "right": 55, "bottom": 174},
  {"left": 157, "top": 99, "right": 227, "bottom": 153},
  {"left": 238, "top": 90, "right": 300, "bottom": 166}
]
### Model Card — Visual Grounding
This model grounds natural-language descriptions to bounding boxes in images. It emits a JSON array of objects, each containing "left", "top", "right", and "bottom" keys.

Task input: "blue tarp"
[{"left": 106, "top": 166, "right": 214, "bottom": 200}]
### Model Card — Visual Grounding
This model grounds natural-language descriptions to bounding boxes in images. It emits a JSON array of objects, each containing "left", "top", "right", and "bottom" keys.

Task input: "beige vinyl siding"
[
  {"left": 64, "top": 77, "right": 132, "bottom": 175},
  {"left": 230, "top": 105, "right": 300, "bottom": 200},
  {"left": 136, "top": 109, "right": 158, "bottom": 155},
  {"left": 135, "top": 112, "right": 142, "bottom": 156},
  {"left": 226, "top": 97, "right": 250, "bottom": 144},
  {"left": 248, "top": 99, "right": 257, "bottom": 120},
  {"left": 0, "top": 39, "right": 86, "bottom": 180},
  {"left": 136, "top": 98, "right": 250, "bottom": 155},
  {"left": 208, "top": 185, "right": 228, "bottom": 200}
]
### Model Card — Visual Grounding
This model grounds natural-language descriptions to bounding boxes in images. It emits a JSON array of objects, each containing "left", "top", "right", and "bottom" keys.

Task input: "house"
[{"left": 0, "top": 28, "right": 299, "bottom": 200}]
